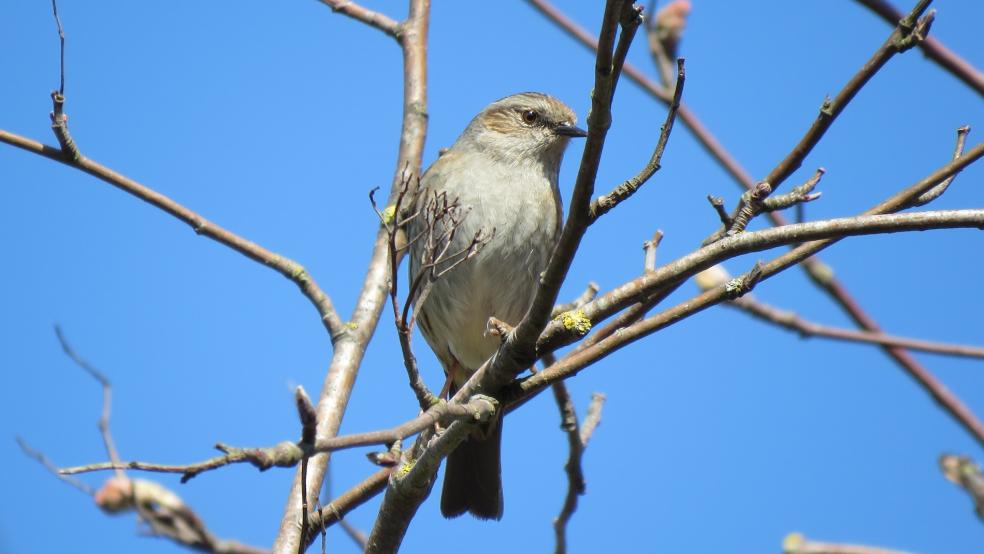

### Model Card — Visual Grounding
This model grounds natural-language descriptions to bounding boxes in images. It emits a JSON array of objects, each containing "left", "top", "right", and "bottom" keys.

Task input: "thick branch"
[{"left": 272, "top": 1, "right": 431, "bottom": 551}]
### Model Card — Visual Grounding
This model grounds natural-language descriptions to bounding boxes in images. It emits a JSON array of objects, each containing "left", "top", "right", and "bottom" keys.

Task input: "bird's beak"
[{"left": 554, "top": 122, "right": 588, "bottom": 138}]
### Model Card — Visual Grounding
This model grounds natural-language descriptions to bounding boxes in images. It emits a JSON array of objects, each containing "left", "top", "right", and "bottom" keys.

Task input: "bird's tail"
[{"left": 440, "top": 419, "right": 503, "bottom": 520}]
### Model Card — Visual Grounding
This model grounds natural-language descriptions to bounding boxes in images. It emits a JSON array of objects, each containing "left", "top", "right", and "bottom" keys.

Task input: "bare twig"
[
  {"left": 372, "top": 180, "right": 443, "bottom": 410},
  {"left": 0, "top": 131, "right": 346, "bottom": 341},
  {"left": 642, "top": 229, "right": 663, "bottom": 273},
  {"left": 912, "top": 126, "right": 970, "bottom": 206},
  {"left": 551, "top": 377, "right": 606, "bottom": 554},
  {"left": 700, "top": 262, "right": 984, "bottom": 359},
  {"left": 54, "top": 325, "right": 126, "bottom": 480},
  {"left": 703, "top": 169, "right": 826, "bottom": 244},
  {"left": 21, "top": 333, "right": 270, "bottom": 554},
  {"left": 47, "top": 0, "right": 79, "bottom": 161},
  {"left": 727, "top": 293, "right": 984, "bottom": 360},
  {"left": 707, "top": 195, "right": 732, "bottom": 227},
  {"left": 60, "top": 394, "right": 500, "bottom": 478},
  {"left": 50, "top": 0, "right": 65, "bottom": 95},
  {"left": 764, "top": 0, "right": 935, "bottom": 191},
  {"left": 16, "top": 436, "right": 94, "bottom": 495},
  {"left": 589, "top": 57, "right": 685, "bottom": 222},
  {"left": 854, "top": 0, "right": 984, "bottom": 98},
  {"left": 315, "top": 0, "right": 401, "bottom": 38}
]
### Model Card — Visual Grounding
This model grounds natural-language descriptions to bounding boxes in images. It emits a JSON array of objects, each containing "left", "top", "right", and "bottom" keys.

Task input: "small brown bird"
[{"left": 408, "top": 92, "right": 585, "bottom": 520}]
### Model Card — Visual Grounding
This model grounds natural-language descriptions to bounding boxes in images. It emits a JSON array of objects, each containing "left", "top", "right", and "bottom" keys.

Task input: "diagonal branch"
[
  {"left": 764, "top": 0, "right": 934, "bottom": 190},
  {"left": 0, "top": 130, "right": 346, "bottom": 341},
  {"left": 315, "top": 0, "right": 401, "bottom": 38},
  {"left": 854, "top": 0, "right": 984, "bottom": 98},
  {"left": 694, "top": 266, "right": 984, "bottom": 360},
  {"left": 527, "top": 0, "right": 984, "bottom": 451}
]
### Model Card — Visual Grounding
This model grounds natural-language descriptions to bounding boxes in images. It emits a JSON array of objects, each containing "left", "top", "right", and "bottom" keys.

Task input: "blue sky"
[{"left": 2, "top": 1, "right": 983, "bottom": 553}]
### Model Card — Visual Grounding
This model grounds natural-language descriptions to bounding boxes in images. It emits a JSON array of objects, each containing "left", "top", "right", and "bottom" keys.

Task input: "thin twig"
[
  {"left": 705, "top": 169, "right": 825, "bottom": 245},
  {"left": 550, "top": 374, "right": 606, "bottom": 554},
  {"left": 764, "top": 0, "right": 935, "bottom": 191},
  {"left": 854, "top": 0, "right": 984, "bottom": 98},
  {"left": 16, "top": 436, "right": 94, "bottom": 495},
  {"left": 912, "top": 126, "right": 970, "bottom": 206},
  {"left": 60, "top": 395, "right": 499, "bottom": 478},
  {"left": 726, "top": 294, "right": 984, "bottom": 360},
  {"left": 53, "top": 326, "right": 125, "bottom": 480},
  {"left": 0, "top": 130, "right": 346, "bottom": 341},
  {"left": 642, "top": 229, "right": 664, "bottom": 273},
  {"left": 315, "top": 0, "right": 401, "bottom": 38},
  {"left": 50, "top": 0, "right": 65, "bottom": 95},
  {"left": 589, "top": 57, "right": 686, "bottom": 222}
]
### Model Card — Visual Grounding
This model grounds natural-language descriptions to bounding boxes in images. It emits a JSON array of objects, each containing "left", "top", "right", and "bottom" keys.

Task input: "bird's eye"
[{"left": 521, "top": 110, "right": 539, "bottom": 125}]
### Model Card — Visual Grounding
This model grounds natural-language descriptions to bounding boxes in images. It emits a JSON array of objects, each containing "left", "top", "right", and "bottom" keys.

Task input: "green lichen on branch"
[{"left": 554, "top": 309, "right": 592, "bottom": 336}]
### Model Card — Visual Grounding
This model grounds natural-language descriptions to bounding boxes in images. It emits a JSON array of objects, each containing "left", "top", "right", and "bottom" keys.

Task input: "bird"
[{"left": 407, "top": 92, "right": 586, "bottom": 520}]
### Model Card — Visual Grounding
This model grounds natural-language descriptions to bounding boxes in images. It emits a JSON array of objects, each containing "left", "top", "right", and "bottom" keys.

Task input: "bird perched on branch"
[{"left": 407, "top": 92, "right": 586, "bottom": 520}]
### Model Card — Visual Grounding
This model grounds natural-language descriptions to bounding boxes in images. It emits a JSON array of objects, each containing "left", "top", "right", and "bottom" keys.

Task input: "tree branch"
[
  {"left": 551, "top": 379, "right": 605, "bottom": 554},
  {"left": 526, "top": 0, "right": 984, "bottom": 453},
  {"left": 271, "top": 1, "right": 431, "bottom": 551},
  {"left": 0, "top": 129, "right": 346, "bottom": 341},
  {"left": 315, "top": 0, "right": 401, "bottom": 38},
  {"left": 854, "top": 0, "right": 984, "bottom": 98},
  {"left": 589, "top": 57, "right": 685, "bottom": 223}
]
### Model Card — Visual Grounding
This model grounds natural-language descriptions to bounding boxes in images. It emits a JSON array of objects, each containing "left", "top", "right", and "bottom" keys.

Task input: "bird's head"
[{"left": 456, "top": 92, "right": 586, "bottom": 169}]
